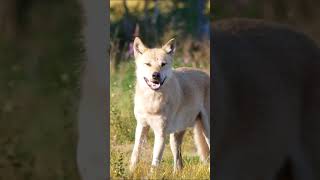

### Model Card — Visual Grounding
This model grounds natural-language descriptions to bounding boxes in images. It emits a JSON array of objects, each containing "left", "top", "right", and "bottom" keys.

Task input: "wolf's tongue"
[{"left": 151, "top": 83, "right": 161, "bottom": 89}]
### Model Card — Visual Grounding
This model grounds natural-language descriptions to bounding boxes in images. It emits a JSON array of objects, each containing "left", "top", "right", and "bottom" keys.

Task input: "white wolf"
[{"left": 129, "top": 37, "right": 210, "bottom": 172}]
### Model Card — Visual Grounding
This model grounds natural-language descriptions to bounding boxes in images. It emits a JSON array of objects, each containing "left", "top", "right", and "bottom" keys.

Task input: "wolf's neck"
[{"left": 134, "top": 76, "right": 182, "bottom": 114}]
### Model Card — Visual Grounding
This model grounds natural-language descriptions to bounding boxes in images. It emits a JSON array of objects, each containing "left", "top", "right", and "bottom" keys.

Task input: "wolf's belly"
[
  {"left": 165, "top": 108, "right": 199, "bottom": 134},
  {"left": 135, "top": 106, "right": 199, "bottom": 134}
]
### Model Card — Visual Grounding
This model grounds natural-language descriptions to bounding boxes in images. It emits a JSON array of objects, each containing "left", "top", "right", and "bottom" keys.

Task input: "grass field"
[{"left": 110, "top": 58, "right": 210, "bottom": 179}]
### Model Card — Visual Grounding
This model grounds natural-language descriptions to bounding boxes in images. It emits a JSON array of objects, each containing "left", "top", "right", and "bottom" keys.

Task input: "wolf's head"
[{"left": 133, "top": 37, "right": 176, "bottom": 91}]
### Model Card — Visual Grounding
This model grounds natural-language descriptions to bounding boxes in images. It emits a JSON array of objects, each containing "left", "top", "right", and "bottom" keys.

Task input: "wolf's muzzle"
[
  {"left": 144, "top": 76, "right": 167, "bottom": 91},
  {"left": 152, "top": 72, "right": 161, "bottom": 80}
]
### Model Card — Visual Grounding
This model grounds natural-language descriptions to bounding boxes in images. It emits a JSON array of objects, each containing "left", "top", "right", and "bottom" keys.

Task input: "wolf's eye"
[
  {"left": 161, "top": 62, "right": 167, "bottom": 67},
  {"left": 145, "top": 63, "right": 151, "bottom": 66}
]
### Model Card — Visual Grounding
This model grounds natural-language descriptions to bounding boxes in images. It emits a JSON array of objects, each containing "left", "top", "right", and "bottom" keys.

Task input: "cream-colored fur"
[{"left": 129, "top": 37, "right": 210, "bottom": 172}]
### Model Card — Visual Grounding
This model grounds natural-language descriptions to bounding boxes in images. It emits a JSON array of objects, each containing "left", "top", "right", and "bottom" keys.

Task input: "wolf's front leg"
[
  {"left": 151, "top": 131, "right": 166, "bottom": 168},
  {"left": 130, "top": 122, "right": 149, "bottom": 172},
  {"left": 170, "top": 131, "right": 185, "bottom": 172}
]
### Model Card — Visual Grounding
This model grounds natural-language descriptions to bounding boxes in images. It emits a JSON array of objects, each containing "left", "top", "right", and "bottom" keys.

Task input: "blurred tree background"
[
  {"left": 214, "top": 0, "right": 320, "bottom": 44},
  {"left": 0, "top": 0, "right": 83, "bottom": 179},
  {"left": 110, "top": 0, "right": 210, "bottom": 69}
]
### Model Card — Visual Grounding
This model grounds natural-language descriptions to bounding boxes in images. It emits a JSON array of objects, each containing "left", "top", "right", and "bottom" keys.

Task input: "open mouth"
[{"left": 144, "top": 77, "right": 166, "bottom": 90}]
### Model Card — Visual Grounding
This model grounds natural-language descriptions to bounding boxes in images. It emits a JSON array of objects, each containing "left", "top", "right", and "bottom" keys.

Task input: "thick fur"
[
  {"left": 130, "top": 37, "right": 210, "bottom": 172},
  {"left": 212, "top": 18, "right": 320, "bottom": 180}
]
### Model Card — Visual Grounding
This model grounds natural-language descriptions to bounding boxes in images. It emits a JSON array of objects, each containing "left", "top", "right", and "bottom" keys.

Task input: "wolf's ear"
[
  {"left": 133, "top": 37, "right": 147, "bottom": 58},
  {"left": 162, "top": 38, "right": 176, "bottom": 55}
]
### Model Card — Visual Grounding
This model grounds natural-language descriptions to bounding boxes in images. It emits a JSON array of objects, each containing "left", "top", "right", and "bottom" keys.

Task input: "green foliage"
[
  {"left": 110, "top": 0, "right": 210, "bottom": 67},
  {"left": 110, "top": 61, "right": 136, "bottom": 144}
]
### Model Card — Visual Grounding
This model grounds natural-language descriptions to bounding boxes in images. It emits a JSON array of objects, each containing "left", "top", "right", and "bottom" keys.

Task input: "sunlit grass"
[{"left": 110, "top": 139, "right": 210, "bottom": 180}]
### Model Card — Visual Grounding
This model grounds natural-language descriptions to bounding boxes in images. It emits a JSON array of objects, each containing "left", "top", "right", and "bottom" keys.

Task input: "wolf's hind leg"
[
  {"left": 194, "top": 117, "right": 210, "bottom": 163},
  {"left": 130, "top": 123, "right": 149, "bottom": 172},
  {"left": 170, "top": 130, "right": 185, "bottom": 172},
  {"left": 200, "top": 110, "right": 210, "bottom": 148}
]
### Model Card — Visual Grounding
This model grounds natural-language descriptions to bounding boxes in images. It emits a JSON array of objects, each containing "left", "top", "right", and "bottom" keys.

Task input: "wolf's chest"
[{"left": 134, "top": 92, "right": 170, "bottom": 114}]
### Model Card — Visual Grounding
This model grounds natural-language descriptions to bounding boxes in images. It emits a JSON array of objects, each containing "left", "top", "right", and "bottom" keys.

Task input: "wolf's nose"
[{"left": 152, "top": 72, "right": 160, "bottom": 79}]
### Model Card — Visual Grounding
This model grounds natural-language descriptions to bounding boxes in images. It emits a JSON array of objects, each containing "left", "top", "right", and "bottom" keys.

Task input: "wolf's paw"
[
  {"left": 149, "top": 166, "right": 156, "bottom": 174},
  {"left": 149, "top": 165, "right": 161, "bottom": 175},
  {"left": 129, "top": 164, "right": 136, "bottom": 173},
  {"left": 173, "top": 163, "right": 183, "bottom": 173},
  {"left": 173, "top": 168, "right": 182, "bottom": 174}
]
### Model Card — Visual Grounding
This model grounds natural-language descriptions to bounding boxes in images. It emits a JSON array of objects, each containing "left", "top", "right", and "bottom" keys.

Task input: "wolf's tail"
[{"left": 193, "top": 119, "right": 210, "bottom": 162}]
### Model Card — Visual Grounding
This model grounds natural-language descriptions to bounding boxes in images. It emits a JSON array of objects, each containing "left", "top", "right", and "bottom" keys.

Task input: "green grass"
[
  {"left": 110, "top": 141, "right": 210, "bottom": 180},
  {"left": 110, "top": 59, "right": 210, "bottom": 179}
]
